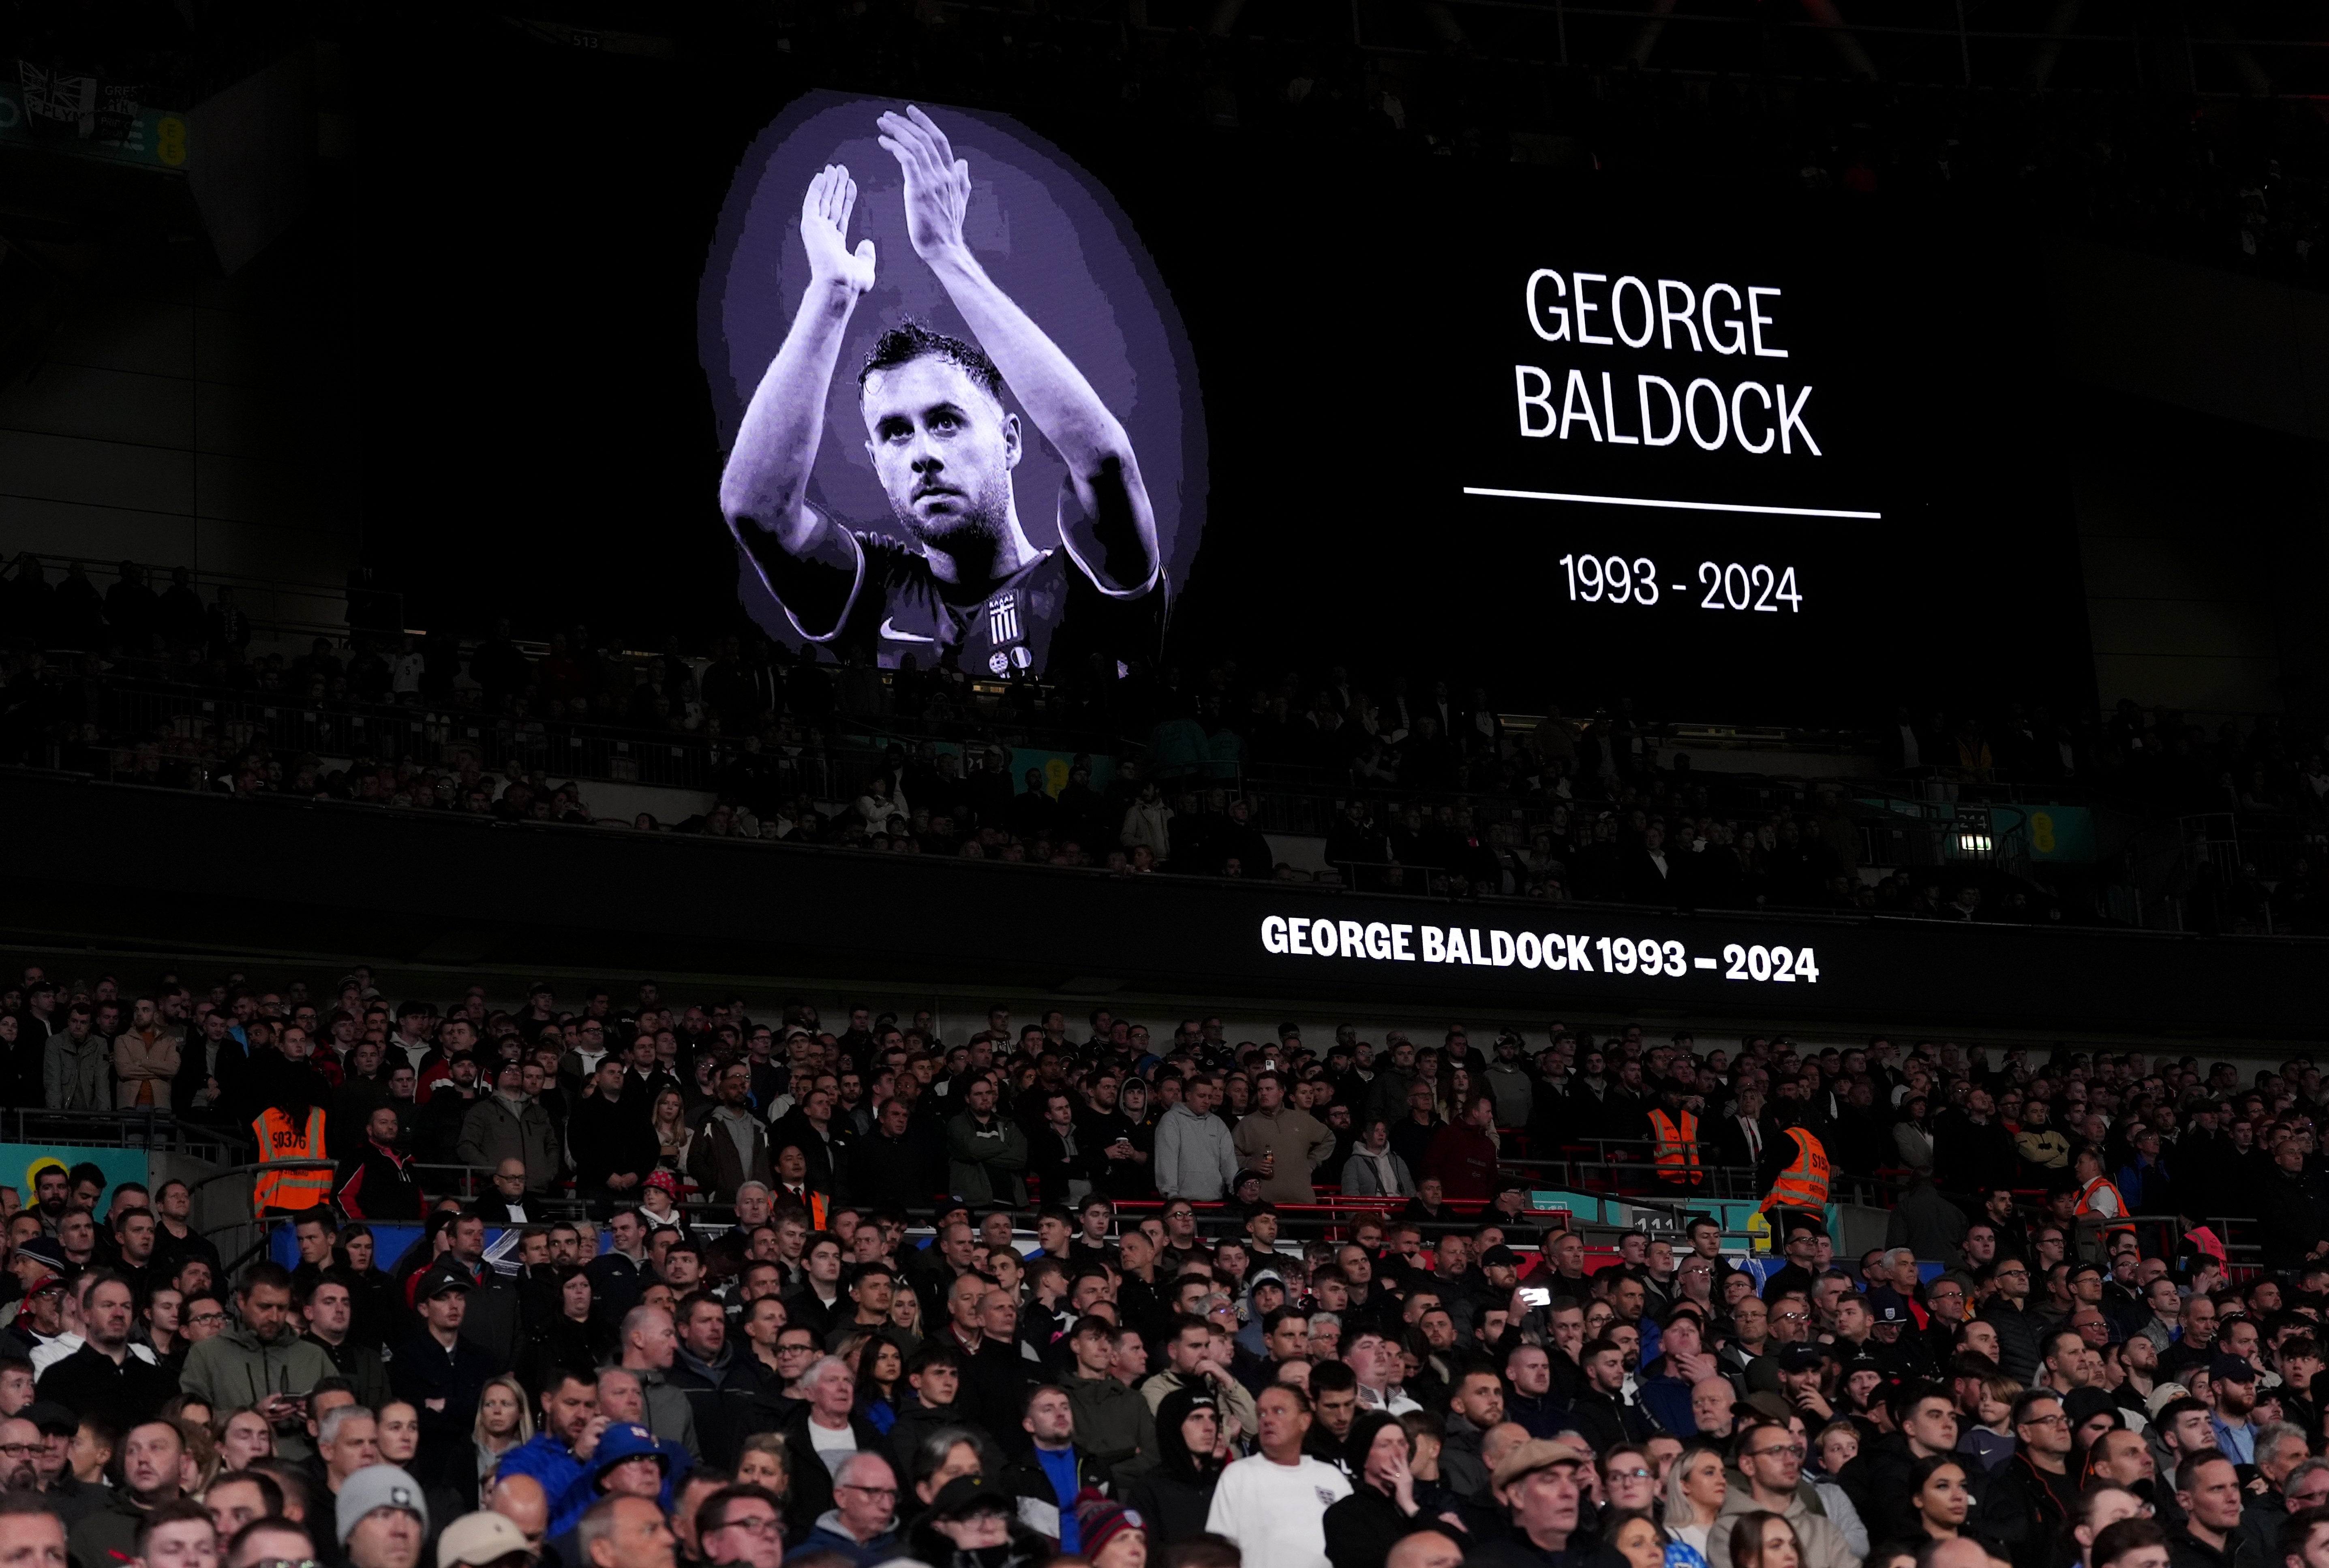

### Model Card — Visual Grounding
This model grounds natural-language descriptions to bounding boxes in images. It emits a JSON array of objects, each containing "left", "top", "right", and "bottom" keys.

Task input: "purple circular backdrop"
[{"left": 699, "top": 91, "right": 1205, "bottom": 660}]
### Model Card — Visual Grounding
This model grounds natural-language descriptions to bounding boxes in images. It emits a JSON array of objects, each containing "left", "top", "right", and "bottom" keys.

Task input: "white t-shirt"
[
  {"left": 808, "top": 1417, "right": 858, "bottom": 1478},
  {"left": 1204, "top": 1454, "right": 1351, "bottom": 1568},
  {"left": 30, "top": 1334, "right": 159, "bottom": 1375}
]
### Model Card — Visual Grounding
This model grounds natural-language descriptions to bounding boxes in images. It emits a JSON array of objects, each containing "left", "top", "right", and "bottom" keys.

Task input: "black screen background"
[{"left": 354, "top": 39, "right": 2093, "bottom": 728}]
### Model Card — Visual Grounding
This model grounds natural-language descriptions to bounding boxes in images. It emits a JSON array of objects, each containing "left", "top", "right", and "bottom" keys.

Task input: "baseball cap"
[
  {"left": 22, "top": 1401, "right": 77, "bottom": 1439},
  {"left": 1490, "top": 1437, "right": 1595, "bottom": 1489},
  {"left": 2210, "top": 1353, "right": 2260, "bottom": 1383},
  {"left": 338, "top": 1464, "right": 430, "bottom": 1545},
  {"left": 2147, "top": 1383, "right": 2192, "bottom": 1418},
  {"left": 925, "top": 1476, "right": 1009, "bottom": 1519},
  {"left": 1249, "top": 1270, "right": 1286, "bottom": 1292},
  {"left": 1742, "top": 1391, "right": 1794, "bottom": 1424},
  {"left": 1778, "top": 1344, "right": 1829, "bottom": 1372},
  {"left": 24, "top": 1273, "right": 64, "bottom": 1298},
  {"left": 414, "top": 1264, "right": 475, "bottom": 1302},
  {"left": 590, "top": 1425, "right": 669, "bottom": 1481},
  {"left": 437, "top": 1511, "right": 534, "bottom": 1568},
  {"left": 1480, "top": 1245, "right": 1521, "bottom": 1270}
]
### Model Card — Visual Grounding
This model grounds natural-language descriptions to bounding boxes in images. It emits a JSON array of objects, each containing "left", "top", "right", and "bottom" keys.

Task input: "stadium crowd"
[
  {"left": 4, "top": 965, "right": 2329, "bottom": 1568},
  {"left": 4, "top": 578, "right": 2327, "bottom": 934}
]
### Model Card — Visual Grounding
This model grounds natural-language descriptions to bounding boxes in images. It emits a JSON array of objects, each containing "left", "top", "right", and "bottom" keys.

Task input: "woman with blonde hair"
[
  {"left": 1662, "top": 1440, "right": 1726, "bottom": 1563},
  {"left": 650, "top": 1089, "right": 693, "bottom": 1174},
  {"left": 889, "top": 1284, "right": 925, "bottom": 1345},
  {"left": 474, "top": 1375, "right": 534, "bottom": 1495}
]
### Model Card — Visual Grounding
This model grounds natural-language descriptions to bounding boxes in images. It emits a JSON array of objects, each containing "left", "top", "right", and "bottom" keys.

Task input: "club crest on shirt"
[{"left": 987, "top": 591, "right": 1021, "bottom": 644}]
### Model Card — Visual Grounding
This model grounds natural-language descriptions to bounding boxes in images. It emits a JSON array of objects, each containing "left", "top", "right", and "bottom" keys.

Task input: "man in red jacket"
[
  {"left": 335, "top": 1104, "right": 424, "bottom": 1220},
  {"left": 1424, "top": 1092, "right": 1503, "bottom": 1202}
]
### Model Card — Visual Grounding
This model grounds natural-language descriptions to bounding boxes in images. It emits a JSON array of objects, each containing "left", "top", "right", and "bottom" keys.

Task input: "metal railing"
[
  {"left": 0, "top": 1106, "right": 248, "bottom": 1162},
  {"left": 4, "top": 553, "right": 386, "bottom": 643}
]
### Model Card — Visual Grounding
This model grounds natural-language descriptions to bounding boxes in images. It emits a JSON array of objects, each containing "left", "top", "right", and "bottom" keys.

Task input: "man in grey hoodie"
[{"left": 1153, "top": 1076, "right": 1237, "bottom": 1201}]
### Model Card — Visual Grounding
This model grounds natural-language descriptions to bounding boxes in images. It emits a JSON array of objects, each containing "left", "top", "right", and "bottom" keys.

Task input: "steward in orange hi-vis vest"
[
  {"left": 251, "top": 1105, "right": 331, "bottom": 1211},
  {"left": 1761, "top": 1125, "right": 1830, "bottom": 1214}
]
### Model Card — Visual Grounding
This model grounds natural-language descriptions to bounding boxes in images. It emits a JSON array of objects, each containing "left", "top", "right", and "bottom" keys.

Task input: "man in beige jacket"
[
  {"left": 1229, "top": 1071, "right": 1338, "bottom": 1204},
  {"left": 112, "top": 997, "right": 183, "bottom": 1109}
]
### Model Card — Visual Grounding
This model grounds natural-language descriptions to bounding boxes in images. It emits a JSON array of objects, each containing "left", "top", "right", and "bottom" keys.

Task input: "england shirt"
[{"left": 1203, "top": 1452, "right": 1352, "bottom": 1568}]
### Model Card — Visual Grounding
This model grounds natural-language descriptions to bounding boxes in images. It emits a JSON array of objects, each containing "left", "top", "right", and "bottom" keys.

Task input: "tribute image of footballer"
[{"left": 719, "top": 105, "right": 1163, "bottom": 677}]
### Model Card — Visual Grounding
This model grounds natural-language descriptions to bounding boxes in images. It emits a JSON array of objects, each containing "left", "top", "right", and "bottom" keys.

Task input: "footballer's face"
[{"left": 862, "top": 355, "right": 1019, "bottom": 549}]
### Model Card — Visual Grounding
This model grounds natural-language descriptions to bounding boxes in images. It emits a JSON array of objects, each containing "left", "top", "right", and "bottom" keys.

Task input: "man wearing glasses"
[
  {"left": 0, "top": 1417, "right": 40, "bottom": 1492},
  {"left": 1759, "top": 1217, "right": 1824, "bottom": 1307},
  {"left": 1979, "top": 1257, "right": 2046, "bottom": 1384},
  {"left": 1706, "top": 1420, "right": 1856, "bottom": 1568},
  {"left": 1919, "top": 1274, "right": 1973, "bottom": 1369},
  {"left": 1972, "top": 1390, "right": 2077, "bottom": 1568},
  {"left": 794, "top": 1452, "right": 900, "bottom": 1564},
  {"left": 692, "top": 1484, "right": 785, "bottom": 1568}
]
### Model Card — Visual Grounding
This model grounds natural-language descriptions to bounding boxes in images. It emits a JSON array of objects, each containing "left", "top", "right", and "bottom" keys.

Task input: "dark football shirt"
[{"left": 778, "top": 520, "right": 1159, "bottom": 677}]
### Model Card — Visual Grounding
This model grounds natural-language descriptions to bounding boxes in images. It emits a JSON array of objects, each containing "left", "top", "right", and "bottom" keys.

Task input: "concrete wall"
[
  {"left": 0, "top": 227, "right": 360, "bottom": 592},
  {"left": 2064, "top": 395, "right": 2314, "bottom": 716},
  {"left": 2046, "top": 240, "right": 2329, "bottom": 719}
]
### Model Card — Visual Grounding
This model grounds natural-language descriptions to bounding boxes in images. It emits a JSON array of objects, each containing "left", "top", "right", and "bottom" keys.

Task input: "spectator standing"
[
  {"left": 1707, "top": 1423, "right": 1856, "bottom": 1568},
  {"left": 1065, "top": 1318, "right": 1160, "bottom": 1487},
  {"left": 1205, "top": 1383, "right": 1351, "bottom": 1568},
  {"left": 1000, "top": 1384, "right": 1109, "bottom": 1547},
  {"left": 1421, "top": 1093, "right": 1503, "bottom": 1203},
  {"left": 335, "top": 1106, "right": 424, "bottom": 1221},
  {"left": 43, "top": 1005, "right": 109, "bottom": 1111},
  {"left": 32, "top": 1274, "right": 174, "bottom": 1430},
  {"left": 794, "top": 1451, "right": 901, "bottom": 1564},
  {"left": 390, "top": 1268, "right": 499, "bottom": 1486},
  {"left": 689, "top": 1063, "right": 775, "bottom": 1201},
  {"left": 458, "top": 1062, "right": 563, "bottom": 1196},
  {"left": 572, "top": 1062, "right": 659, "bottom": 1215},
  {"left": 68, "top": 1418, "right": 193, "bottom": 1568},
  {"left": 1231, "top": 1072, "right": 1337, "bottom": 1205},
  {"left": 1125, "top": 1385, "right": 1225, "bottom": 1544},
  {"left": 178, "top": 1263, "right": 336, "bottom": 1460},
  {"left": 1155, "top": 1076, "right": 1237, "bottom": 1201},
  {"left": 1119, "top": 783, "right": 1173, "bottom": 864},
  {"left": 111, "top": 998, "right": 182, "bottom": 1110},
  {"left": 944, "top": 1078, "right": 1030, "bottom": 1207},
  {"left": 1341, "top": 1121, "right": 1416, "bottom": 1198}
]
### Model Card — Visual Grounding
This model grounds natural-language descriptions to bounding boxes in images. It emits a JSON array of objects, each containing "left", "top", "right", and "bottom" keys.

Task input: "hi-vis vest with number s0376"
[
  {"left": 1761, "top": 1125, "right": 1830, "bottom": 1213},
  {"left": 252, "top": 1106, "right": 332, "bottom": 1210}
]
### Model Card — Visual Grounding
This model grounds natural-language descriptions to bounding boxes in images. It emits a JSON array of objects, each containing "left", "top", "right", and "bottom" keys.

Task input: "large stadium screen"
[{"left": 370, "top": 82, "right": 2082, "bottom": 722}]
